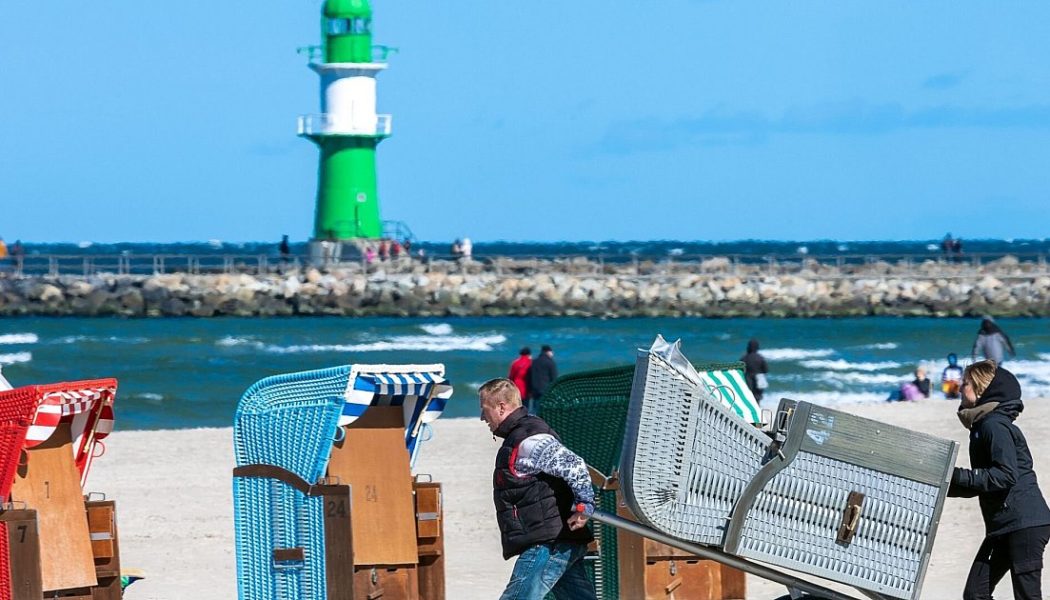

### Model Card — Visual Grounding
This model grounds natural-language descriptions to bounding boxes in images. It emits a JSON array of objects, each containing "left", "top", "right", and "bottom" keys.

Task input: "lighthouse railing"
[{"left": 297, "top": 113, "right": 392, "bottom": 137}]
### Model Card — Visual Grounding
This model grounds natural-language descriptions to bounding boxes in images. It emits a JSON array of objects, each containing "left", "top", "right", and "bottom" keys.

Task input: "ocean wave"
[
  {"left": 800, "top": 359, "right": 901, "bottom": 371},
  {"left": 419, "top": 323, "right": 453, "bottom": 336},
  {"left": 264, "top": 334, "right": 508, "bottom": 354},
  {"left": 55, "top": 335, "right": 149, "bottom": 344},
  {"left": 0, "top": 352, "right": 31, "bottom": 365},
  {"left": 818, "top": 371, "right": 904, "bottom": 386},
  {"left": 1038, "top": 353, "right": 1050, "bottom": 362},
  {"left": 135, "top": 393, "right": 164, "bottom": 403},
  {"left": 1003, "top": 359, "right": 1050, "bottom": 384},
  {"left": 0, "top": 333, "right": 38, "bottom": 345},
  {"left": 859, "top": 342, "right": 898, "bottom": 350},
  {"left": 217, "top": 336, "right": 257, "bottom": 347},
  {"left": 775, "top": 391, "right": 891, "bottom": 405},
  {"left": 763, "top": 348, "right": 836, "bottom": 361}
]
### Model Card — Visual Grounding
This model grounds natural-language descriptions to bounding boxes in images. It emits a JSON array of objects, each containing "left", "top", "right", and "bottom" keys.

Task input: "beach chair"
[
  {"left": 0, "top": 379, "right": 120, "bottom": 599},
  {"left": 541, "top": 355, "right": 754, "bottom": 600},
  {"left": 0, "top": 384, "right": 42, "bottom": 600},
  {"left": 611, "top": 337, "right": 958, "bottom": 600},
  {"left": 233, "top": 364, "right": 452, "bottom": 600}
]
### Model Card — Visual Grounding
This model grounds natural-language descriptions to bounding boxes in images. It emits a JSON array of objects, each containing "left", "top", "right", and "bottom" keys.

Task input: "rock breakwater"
[{"left": 2, "top": 258, "right": 1048, "bottom": 318}]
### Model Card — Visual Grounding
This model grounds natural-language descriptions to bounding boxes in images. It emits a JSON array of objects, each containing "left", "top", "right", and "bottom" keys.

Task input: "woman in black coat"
[{"left": 949, "top": 360, "right": 1050, "bottom": 599}]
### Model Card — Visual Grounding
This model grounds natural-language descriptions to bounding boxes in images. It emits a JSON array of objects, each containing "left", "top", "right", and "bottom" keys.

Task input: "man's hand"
[{"left": 567, "top": 512, "right": 589, "bottom": 530}]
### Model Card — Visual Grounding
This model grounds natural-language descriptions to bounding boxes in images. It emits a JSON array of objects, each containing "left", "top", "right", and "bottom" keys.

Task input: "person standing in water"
[
  {"left": 949, "top": 360, "right": 1050, "bottom": 599},
  {"left": 972, "top": 317, "right": 1016, "bottom": 364},
  {"left": 740, "top": 339, "right": 769, "bottom": 404}
]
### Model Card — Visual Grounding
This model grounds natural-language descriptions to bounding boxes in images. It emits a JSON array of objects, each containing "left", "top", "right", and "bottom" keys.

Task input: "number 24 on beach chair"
[
  {"left": 0, "top": 379, "right": 120, "bottom": 600},
  {"left": 233, "top": 363, "right": 452, "bottom": 600}
]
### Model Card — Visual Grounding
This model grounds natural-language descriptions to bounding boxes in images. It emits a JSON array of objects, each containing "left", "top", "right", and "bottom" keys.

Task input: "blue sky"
[{"left": 2, "top": 2, "right": 1048, "bottom": 243}]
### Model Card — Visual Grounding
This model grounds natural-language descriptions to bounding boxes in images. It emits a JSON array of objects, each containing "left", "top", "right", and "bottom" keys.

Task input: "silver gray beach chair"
[{"left": 619, "top": 336, "right": 958, "bottom": 600}]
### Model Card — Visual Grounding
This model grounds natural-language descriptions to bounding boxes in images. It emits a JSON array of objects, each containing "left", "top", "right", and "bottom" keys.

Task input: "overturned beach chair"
[
  {"left": 233, "top": 364, "right": 452, "bottom": 600},
  {"left": 541, "top": 357, "right": 758, "bottom": 600},
  {"left": 611, "top": 337, "right": 958, "bottom": 600},
  {"left": 0, "top": 379, "right": 121, "bottom": 600}
]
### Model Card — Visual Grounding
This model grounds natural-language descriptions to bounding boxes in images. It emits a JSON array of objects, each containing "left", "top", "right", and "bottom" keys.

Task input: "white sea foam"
[
  {"left": 775, "top": 391, "right": 889, "bottom": 405},
  {"left": 264, "top": 334, "right": 507, "bottom": 354},
  {"left": 419, "top": 323, "right": 453, "bottom": 336},
  {"left": 0, "top": 352, "right": 31, "bottom": 365},
  {"left": 800, "top": 359, "right": 901, "bottom": 371},
  {"left": 1038, "top": 353, "right": 1050, "bottom": 362},
  {"left": 762, "top": 348, "right": 836, "bottom": 361},
  {"left": 0, "top": 333, "right": 38, "bottom": 344},
  {"left": 818, "top": 371, "right": 904, "bottom": 386},
  {"left": 55, "top": 335, "right": 149, "bottom": 344},
  {"left": 859, "top": 342, "right": 898, "bottom": 350},
  {"left": 217, "top": 336, "right": 257, "bottom": 347},
  {"left": 137, "top": 393, "right": 164, "bottom": 403}
]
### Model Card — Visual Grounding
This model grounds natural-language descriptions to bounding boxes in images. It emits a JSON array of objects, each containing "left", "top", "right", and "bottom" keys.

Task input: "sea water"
[{"left": 1, "top": 316, "right": 1049, "bottom": 430}]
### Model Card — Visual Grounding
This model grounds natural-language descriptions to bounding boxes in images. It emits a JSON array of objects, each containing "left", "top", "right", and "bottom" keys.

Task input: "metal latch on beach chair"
[
  {"left": 836, "top": 491, "right": 865, "bottom": 545},
  {"left": 272, "top": 547, "right": 306, "bottom": 570}
]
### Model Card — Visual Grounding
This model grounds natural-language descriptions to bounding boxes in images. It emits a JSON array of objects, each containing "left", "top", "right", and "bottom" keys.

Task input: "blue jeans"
[{"left": 499, "top": 542, "right": 597, "bottom": 600}]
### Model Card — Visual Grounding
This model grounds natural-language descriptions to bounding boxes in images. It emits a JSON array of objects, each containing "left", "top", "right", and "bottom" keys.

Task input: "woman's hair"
[
  {"left": 479, "top": 378, "right": 521, "bottom": 408},
  {"left": 964, "top": 360, "right": 998, "bottom": 398}
]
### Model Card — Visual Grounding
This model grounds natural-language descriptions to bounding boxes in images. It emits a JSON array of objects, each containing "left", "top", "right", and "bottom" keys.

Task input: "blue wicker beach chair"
[{"left": 232, "top": 364, "right": 452, "bottom": 600}]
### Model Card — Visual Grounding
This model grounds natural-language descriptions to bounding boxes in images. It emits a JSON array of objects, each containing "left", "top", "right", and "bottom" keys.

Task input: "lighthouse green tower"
[{"left": 299, "top": 0, "right": 391, "bottom": 243}]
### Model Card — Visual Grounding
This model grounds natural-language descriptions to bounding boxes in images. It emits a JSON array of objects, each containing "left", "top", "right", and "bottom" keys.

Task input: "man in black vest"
[{"left": 479, "top": 378, "right": 597, "bottom": 600}]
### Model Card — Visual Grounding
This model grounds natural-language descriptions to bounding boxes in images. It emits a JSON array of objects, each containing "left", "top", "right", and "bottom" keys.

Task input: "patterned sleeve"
[{"left": 513, "top": 433, "right": 595, "bottom": 515}]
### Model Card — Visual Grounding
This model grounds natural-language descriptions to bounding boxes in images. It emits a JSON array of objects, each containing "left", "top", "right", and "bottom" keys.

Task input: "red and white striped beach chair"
[
  {"left": 0, "top": 384, "right": 40, "bottom": 600},
  {"left": 20, "top": 379, "right": 116, "bottom": 489},
  {"left": 1, "top": 379, "right": 117, "bottom": 595}
]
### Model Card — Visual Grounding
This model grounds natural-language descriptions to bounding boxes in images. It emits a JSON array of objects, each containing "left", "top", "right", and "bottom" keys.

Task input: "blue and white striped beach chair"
[{"left": 232, "top": 364, "right": 453, "bottom": 600}]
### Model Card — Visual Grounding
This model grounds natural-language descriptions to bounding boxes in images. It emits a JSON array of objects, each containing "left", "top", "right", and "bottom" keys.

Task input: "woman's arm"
[{"left": 949, "top": 422, "right": 1019, "bottom": 495}]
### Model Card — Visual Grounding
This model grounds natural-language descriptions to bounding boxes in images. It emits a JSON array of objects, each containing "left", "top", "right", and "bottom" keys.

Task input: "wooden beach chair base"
[
  {"left": 0, "top": 508, "right": 42, "bottom": 600},
  {"left": 616, "top": 491, "right": 746, "bottom": 600}
]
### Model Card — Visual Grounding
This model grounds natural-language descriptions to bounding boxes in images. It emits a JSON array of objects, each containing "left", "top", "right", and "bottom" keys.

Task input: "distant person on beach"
[
  {"left": 451, "top": 239, "right": 462, "bottom": 258},
  {"left": 948, "top": 360, "right": 1050, "bottom": 599},
  {"left": 527, "top": 345, "right": 558, "bottom": 415},
  {"left": 0, "top": 238, "right": 7, "bottom": 261},
  {"left": 460, "top": 237, "right": 473, "bottom": 259},
  {"left": 508, "top": 347, "right": 532, "bottom": 409},
  {"left": 740, "top": 339, "right": 769, "bottom": 404},
  {"left": 952, "top": 237, "right": 964, "bottom": 262},
  {"left": 942, "top": 353, "right": 964, "bottom": 399},
  {"left": 973, "top": 317, "right": 1016, "bottom": 364},
  {"left": 888, "top": 366, "right": 931, "bottom": 401},
  {"left": 478, "top": 378, "right": 597, "bottom": 600}
]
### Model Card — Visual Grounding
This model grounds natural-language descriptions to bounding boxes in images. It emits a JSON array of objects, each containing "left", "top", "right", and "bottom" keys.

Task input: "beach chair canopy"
[
  {"left": 0, "top": 379, "right": 116, "bottom": 488},
  {"left": 342, "top": 364, "right": 452, "bottom": 459}
]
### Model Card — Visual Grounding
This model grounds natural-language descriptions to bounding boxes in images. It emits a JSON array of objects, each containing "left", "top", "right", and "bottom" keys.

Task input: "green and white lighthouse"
[{"left": 299, "top": 0, "right": 391, "bottom": 246}]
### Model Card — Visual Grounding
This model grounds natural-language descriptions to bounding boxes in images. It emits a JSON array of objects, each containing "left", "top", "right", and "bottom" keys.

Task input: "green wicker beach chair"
[{"left": 539, "top": 359, "right": 760, "bottom": 600}]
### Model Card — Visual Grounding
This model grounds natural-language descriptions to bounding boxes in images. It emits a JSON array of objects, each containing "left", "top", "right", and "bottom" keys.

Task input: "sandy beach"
[{"left": 89, "top": 398, "right": 1050, "bottom": 600}]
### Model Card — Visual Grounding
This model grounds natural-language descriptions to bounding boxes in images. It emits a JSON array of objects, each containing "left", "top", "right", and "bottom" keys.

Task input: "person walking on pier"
[
  {"left": 972, "top": 317, "right": 1016, "bottom": 364},
  {"left": 479, "top": 378, "right": 597, "bottom": 600},
  {"left": 950, "top": 360, "right": 1050, "bottom": 599}
]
